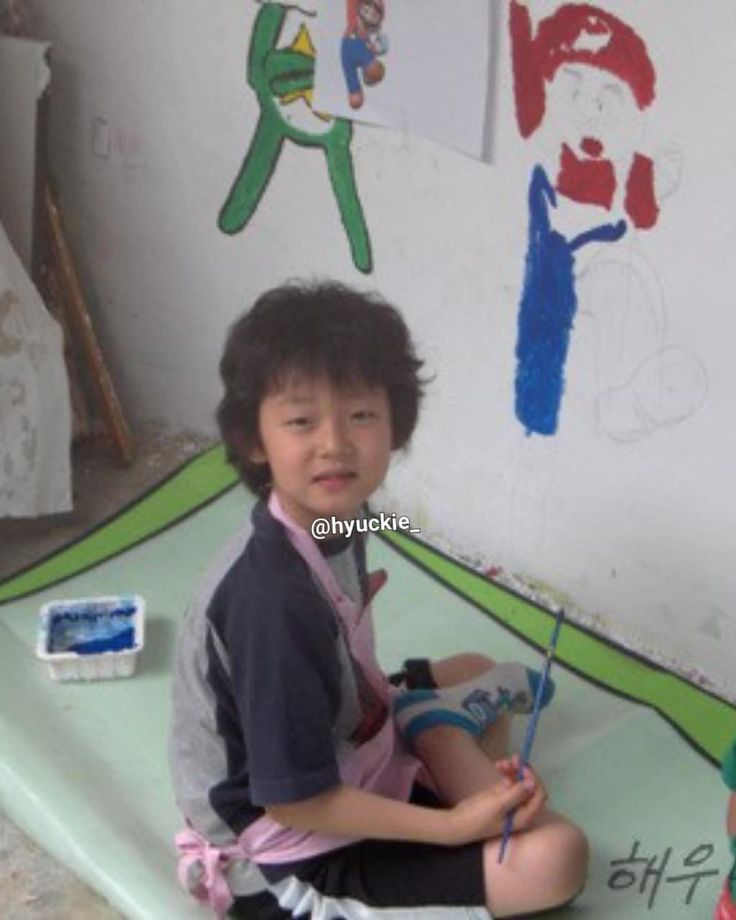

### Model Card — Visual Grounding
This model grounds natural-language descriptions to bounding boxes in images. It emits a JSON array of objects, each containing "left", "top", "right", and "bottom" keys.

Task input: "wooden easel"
[{"left": 41, "top": 183, "right": 134, "bottom": 465}]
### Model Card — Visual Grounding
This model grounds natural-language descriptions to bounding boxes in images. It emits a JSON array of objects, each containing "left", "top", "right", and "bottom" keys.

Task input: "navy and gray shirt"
[{"left": 168, "top": 500, "right": 389, "bottom": 856}]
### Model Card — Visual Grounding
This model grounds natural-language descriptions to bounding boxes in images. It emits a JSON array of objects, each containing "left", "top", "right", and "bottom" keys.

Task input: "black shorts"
[
  {"left": 229, "top": 660, "right": 488, "bottom": 918},
  {"left": 229, "top": 785, "right": 487, "bottom": 919}
]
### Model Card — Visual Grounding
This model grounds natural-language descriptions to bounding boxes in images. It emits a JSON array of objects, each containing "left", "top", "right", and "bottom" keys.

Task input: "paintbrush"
[{"left": 497, "top": 607, "right": 566, "bottom": 864}]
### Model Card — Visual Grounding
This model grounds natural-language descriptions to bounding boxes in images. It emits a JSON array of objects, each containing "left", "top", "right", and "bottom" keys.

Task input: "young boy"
[{"left": 169, "top": 281, "right": 589, "bottom": 918}]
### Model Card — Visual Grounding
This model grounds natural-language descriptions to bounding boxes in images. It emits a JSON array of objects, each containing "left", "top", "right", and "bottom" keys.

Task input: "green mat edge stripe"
[
  {"left": 0, "top": 445, "right": 239, "bottom": 605},
  {"left": 379, "top": 526, "right": 735, "bottom": 714},
  {"left": 380, "top": 528, "right": 736, "bottom": 768},
  {"left": 2, "top": 446, "right": 733, "bottom": 768}
]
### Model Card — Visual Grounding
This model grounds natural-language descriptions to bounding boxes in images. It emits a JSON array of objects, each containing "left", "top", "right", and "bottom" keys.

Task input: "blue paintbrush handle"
[{"left": 497, "top": 609, "right": 565, "bottom": 864}]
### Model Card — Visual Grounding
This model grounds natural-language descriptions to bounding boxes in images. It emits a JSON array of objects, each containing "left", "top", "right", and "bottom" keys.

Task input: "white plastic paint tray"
[{"left": 36, "top": 594, "right": 145, "bottom": 681}]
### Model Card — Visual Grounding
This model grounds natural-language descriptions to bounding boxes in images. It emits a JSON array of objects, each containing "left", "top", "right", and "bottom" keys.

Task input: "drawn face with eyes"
[{"left": 545, "top": 63, "right": 645, "bottom": 167}]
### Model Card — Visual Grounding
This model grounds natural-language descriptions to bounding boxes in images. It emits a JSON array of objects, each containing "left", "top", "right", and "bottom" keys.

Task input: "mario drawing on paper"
[{"left": 341, "top": 0, "right": 388, "bottom": 109}]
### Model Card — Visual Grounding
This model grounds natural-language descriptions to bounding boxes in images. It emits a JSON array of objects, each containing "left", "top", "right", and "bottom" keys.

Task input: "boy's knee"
[
  {"left": 484, "top": 819, "right": 589, "bottom": 917},
  {"left": 545, "top": 821, "right": 590, "bottom": 903},
  {"left": 521, "top": 819, "right": 589, "bottom": 904},
  {"left": 432, "top": 652, "right": 496, "bottom": 686},
  {"left": 462, "top": 652, "right": 496, "bottom": 675}
]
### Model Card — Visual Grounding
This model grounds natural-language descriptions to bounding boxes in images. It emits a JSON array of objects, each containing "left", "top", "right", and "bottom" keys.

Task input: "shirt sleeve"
[
  {"left": 345, "top": 0, "right": 358, "bottom": 33},
  {"left": 227, "top": 575, "right": 343, "bottom": 806}
]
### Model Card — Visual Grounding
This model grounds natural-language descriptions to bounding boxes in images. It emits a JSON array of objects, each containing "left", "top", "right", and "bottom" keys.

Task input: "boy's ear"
[
  {"left": 231, "top": 429, "right": 267, "bottom": 464},
  {"left": 248, "top": 442, "right": 267, "bottom": 464}
]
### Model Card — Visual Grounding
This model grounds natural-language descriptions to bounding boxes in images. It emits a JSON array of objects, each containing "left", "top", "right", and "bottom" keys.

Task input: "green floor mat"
[
  {"left": 1, "top": 468, "right": 734, "bottom": 919},
  {"left": 0, "top": 445, "right": 238, "bottom": 605}
]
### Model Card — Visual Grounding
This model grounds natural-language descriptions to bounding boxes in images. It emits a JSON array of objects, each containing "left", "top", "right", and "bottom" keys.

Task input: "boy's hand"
[
  {"left": 496, "top": 756, "right": 548, "bottom": 829},
  {"left": 447, "top": 758, "right": 547, "bottom": 845}
]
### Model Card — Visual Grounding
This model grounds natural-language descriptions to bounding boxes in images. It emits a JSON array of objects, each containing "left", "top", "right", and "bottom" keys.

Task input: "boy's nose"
[{"left": 318, "top": 417, "right": 351, "bottom": 456}]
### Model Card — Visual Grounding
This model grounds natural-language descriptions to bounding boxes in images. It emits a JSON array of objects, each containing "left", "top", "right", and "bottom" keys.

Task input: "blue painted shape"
[
  {"left": 514, "top": 166, "right": 627, "bottom": 436},
  {"left": 67, "top": 627, "right": 135, "bottom": 656},
  {"left": 48, "top": 600, "right": 137, "bottom": 655}
]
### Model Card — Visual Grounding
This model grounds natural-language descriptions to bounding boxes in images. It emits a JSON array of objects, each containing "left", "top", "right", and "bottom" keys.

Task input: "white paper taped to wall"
[
  {"left": 0, "top": 219, "right": 72, "bottom": 518},
  {"left": 312, "top": 0, "right": 496, "bottom": 160}
]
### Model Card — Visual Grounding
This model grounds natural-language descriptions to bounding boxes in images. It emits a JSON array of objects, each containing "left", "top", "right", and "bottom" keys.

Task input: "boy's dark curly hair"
[{"left": 217, "top": 280, "right": 425, "bottom": 495}]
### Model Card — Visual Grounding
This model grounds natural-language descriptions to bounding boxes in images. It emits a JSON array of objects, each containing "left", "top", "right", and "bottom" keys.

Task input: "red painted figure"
[{"left": 510, "top": 1, "right": 659, "bottom": 229}]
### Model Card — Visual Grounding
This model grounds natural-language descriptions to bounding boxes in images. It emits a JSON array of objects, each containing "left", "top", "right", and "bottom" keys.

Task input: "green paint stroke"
[
  {"left": 382, "top": 529, "right": 736, "bottom": 767},
  {"left": 0, "top": 446, "right": 238, "bottom": 604},
  {"left": 219, "top": 3, "right": 372, "bottom": 274}
]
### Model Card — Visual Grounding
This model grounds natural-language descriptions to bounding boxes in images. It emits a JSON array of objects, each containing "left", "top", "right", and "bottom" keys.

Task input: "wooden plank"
[
  {"left": 41, "top": 260, "right": 91, "bottom": 442},
  {"left": 43, "top": 182, "right": 134, "bottom": 465}
]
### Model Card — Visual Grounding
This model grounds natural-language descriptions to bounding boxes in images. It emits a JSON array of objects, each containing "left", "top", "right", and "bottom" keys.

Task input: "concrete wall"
[{"left": 25, "top": 0, "right": 736, "bottom": 698}]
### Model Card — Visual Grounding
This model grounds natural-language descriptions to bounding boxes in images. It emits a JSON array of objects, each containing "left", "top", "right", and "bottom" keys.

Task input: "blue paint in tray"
[{"left": 47, "top": 598, "right": 138, "bottom": 655}]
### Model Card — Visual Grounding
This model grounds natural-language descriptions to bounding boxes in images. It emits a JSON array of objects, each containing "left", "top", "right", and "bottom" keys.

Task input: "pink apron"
[{"left": 175, "top": 493, "right": 420, "bottom": 915}]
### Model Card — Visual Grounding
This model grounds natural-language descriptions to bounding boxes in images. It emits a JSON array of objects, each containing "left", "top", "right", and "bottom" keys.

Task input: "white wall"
[
  {"left": 0, "top": 35, "right": 49, "bottom": 272},
  {"left": 26, "top": 0, "right": 736, "bottom": 698}
]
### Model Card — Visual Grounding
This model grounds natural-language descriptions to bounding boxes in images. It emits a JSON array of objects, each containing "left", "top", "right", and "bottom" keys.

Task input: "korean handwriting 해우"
[{"left": 608, "top": 840, "right": 720, "bottom": 910}]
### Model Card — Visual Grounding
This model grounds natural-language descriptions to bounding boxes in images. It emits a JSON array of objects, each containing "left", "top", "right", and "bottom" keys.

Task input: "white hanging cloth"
[{"left": 0, "top": 219, "right": 72, "bottom": 517}]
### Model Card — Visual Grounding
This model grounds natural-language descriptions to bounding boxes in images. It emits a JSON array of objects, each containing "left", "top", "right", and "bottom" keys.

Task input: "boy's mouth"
[{"left": 313, "top": 470, "right": 357, "bottom": 492}]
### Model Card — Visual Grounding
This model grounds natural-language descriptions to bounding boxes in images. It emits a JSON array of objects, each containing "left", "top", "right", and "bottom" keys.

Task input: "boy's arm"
[{"left": 267, "top": 775, "right": 541, "bottom": 848}]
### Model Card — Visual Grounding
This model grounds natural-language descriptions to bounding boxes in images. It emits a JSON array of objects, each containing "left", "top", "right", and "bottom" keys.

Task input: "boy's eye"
[
  {"left": 351, "top": 409, "right": 378, "bottom": 422},
  {"left": 285, "top": 416, "right": 312, "bottom": 428}
]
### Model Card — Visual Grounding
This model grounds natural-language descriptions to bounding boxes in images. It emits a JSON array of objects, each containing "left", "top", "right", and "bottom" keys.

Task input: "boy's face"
[{"left": 250, "top": 374, "right": 393, "bottom": 532}]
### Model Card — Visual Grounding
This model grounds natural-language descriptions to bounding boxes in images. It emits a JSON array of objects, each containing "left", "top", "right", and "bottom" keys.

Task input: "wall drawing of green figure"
[{"left": 219, "top": 3, "right": 373, "bottom": 274}]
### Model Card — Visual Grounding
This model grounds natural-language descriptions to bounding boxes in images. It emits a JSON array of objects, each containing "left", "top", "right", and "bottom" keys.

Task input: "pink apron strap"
[
  {"left": 175, "top": 824, "right": 246, "bottom": 917},
  {"left": 267, "top": 491, "right": 389, "bottom": 700},
  {"left": 268, "top": 492, "right": 358, "bottom": 624}
]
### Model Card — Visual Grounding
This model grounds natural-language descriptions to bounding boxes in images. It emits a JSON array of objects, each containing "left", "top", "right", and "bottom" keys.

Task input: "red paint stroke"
[
  {"left": 484, "top": 565, "right": 503, "bottom": 581},
  {"left": 557, "top": 143, "right": 616, "bottom": 210},
  {"left": 580, "top": 137, "right": 603, "bottom": 158},
  {"left": 557, "top": 146, "right": 658, "bottom": 228},
  {"left": 625, "top": 152, "right": 659, "bottom": 229},
  {"left": 510, "top": 2, "right": 656, "bottom": 139},
  {"left": 510, "top": 2, "right": 659, "bottom": 230}
]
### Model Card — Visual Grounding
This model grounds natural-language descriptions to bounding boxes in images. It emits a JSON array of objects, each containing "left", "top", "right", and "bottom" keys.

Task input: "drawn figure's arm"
[
  {"left": 569, "top": 220, "right": 627, "bottom": 252},
  {"left": 653, "top": 143, "right": 683, "bottom": 204},
  {"left": 345, "top": 0, "right": 359, "bottom": 34},
  {"left": 528, "top": 165, "right": 556, "bottom": 235}
]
